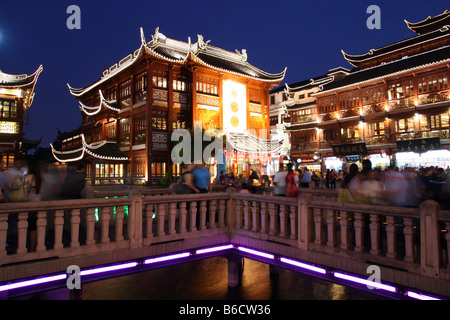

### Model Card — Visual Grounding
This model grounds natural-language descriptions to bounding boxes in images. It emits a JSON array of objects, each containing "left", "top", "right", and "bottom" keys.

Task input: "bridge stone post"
[
  {"left": 227, "top": 254, "right": 243, "bottom": 287},
  {"left": 420, "top": 200, "right": 440, "bottom": 278},
  {"left": 298, "top": 193, "right": 313, "bottom": 251}
]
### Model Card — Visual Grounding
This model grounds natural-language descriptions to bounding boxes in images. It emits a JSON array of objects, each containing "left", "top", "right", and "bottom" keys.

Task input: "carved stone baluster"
[
  {"left": 279, "top": 205, "right": 287, "bottom": 238},
  {"left": 251, "top": 201, "right": 260, "bottom": 232},
  {"left": 36, "top": 211, "right": 47, "bottom": 253},
  {"left": 179, "top": 202, "right": 187, "bottom": 234},
  {"left": 54, "top": 210, "right": 64, "bottom": 250},
  {"left": 145, "top": 204, "right": 154, "bottom": 239},
  {"left": 199, "top": 201, "right": 207, "bottom": 231},
  {"left": 17, "top": 212, "right": 29, "bottom": 255},
  {"left": 0, "top": 214, "right": 8, "bottom": 258},
  {"left": 235, "top": 200, "right": 242, "bottom": 229},
  {"left": 260, "top": 203, "right": 268, "bottom": 234},
  {"left": 218, "top": 200, "right": 226, "bottom": 227},
  {"left": 189, "top": 201, "right": 197, "bottom": 232},
  {"left": 70, "top": 209, "right": 81, "bottom": 249},
  {"left": 85, "top": 208, "right": 96, "bottom": 247},
  {"left": 101, "top": 207, "right": 111, "bottom": 244},
  {"left": 403, "top": 218, "right": 414, "bottom": 263},
  {"left": 369, "top": 214, "right": 381, "bottom": 256},
  {"left": 115, "top": 206, "right": 125, "bottom": 242},
  {"left": 353, "top": 212, "right": 365, "bottom": 253},
  {"left": 269, "top": 203, "right": 278, "bottom": 236},
  {"left": 243, "top": 200, "right": 250, "bottom": 230},
  {"left": 313, "top": 208, "right": 324, "bottom": 245},
  {"left": 209, "top": 200, "right": 217, "bottom": 229},
  {"left": 169, "top": 202, "right": 177, "bottom": 235},
  {"left": 340, "top": 211, "right": 350, "bottom": 250},
  {"left": 386, "top": 216, "right": 397, "bottom": 259},
  {"left": 157, "top": 203, "right": 166, "bottom": 237},
  {"left": 289, "top": 205, "right": 297, "bottom": 240},
  {"left": 326, "top": 209, "right": 336, "bottom": 248}
]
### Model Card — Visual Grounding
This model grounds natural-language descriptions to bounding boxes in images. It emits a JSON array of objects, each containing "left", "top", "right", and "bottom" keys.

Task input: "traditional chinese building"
[
  {"left": 308, "top": 11, "right": 450, "bottom": 171},
  {"left": 269, "top": 68, "right": 349, "bottom": 172},
  {"left": 53, "top": 28, "right": 285, "bottom": 185},
  {"left": 0, "top": 65, "right": 43, "bottom": 165}
]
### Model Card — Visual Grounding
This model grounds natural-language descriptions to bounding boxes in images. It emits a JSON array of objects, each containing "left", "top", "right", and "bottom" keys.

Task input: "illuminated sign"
[
  {"left": 222, "top": 80, "right": 247, "bottom": 133},
  {"left": 0, "top": 121, "right": 18, "bottom": 134},
  {"left": 396, "top": 137, "right": 441, "bottom": 153}
]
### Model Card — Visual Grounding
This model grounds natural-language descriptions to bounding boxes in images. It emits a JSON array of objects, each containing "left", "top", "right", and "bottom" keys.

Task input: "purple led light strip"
[
  {"left": 144, "top": 252, "right": 192, "bottom": 264},
  {"left": 280, "top": 257, "right": 327, "bottom": 274},
  {"left": 406, "top": 291, "right": 441, "bottom": 300},
  {"left": 333, "top": 272, "right": 397, "bottom": 293},
  {"left": 196, "top": 244, "right": 234, "bottom": 255},
  {"left": 0, "top": 274, "right": 67, "bottom": 292},
  {"left": 1, "top": 243, "right": 445, "bottom": 300},
  {"left": 237, "top": 246, "right": 275, "bottom": 260}
]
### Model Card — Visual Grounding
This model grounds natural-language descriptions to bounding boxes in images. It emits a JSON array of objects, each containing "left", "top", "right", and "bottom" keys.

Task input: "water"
[{"left": 10, "top": 257, "right": 387, "bottom": 301}]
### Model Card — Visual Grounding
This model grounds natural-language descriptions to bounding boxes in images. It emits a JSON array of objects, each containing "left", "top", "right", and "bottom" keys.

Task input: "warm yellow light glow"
[
  {"left": 0, "top": 121, "right": 18, "bottom": 134},
  {"left": 223, "top": 80, "right": 247, "bottom": 133}
]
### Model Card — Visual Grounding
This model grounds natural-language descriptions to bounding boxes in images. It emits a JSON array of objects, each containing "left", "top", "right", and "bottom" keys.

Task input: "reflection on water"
[{"left": 12, "top": 257, "right": 387, "bottom": 300}]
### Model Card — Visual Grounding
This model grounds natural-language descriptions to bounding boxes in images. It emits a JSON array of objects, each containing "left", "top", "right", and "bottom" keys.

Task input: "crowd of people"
[
  {"left": 211, "top": 160, "right": 450, "bottom": 209},
  {"left": 338, "top": 160, "right": 450, "bottom": 209},
  {"left": 0, "top": 157, "right": 87, "bottom": 204},
  {"left": 0, "top": 157, "right": 87, "bottom": 252}
]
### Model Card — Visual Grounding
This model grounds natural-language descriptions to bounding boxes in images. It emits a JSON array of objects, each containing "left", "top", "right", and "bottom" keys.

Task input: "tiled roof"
[{"left": 319, "top": 45, "right": 450, "bottom": 94}]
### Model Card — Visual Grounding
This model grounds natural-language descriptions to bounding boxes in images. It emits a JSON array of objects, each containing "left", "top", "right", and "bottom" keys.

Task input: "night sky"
[{"left": 1, "top": 0, "right": 449, "bottom": 148}]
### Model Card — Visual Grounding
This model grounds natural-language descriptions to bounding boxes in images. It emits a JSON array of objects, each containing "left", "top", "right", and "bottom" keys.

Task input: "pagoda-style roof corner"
[
  {"left": 405, "top": 10, "right": 450, "bottom": 35},
  {"left": 341, "top": 49, "right": 375, "bottom": 66},
  {"left": 0, "top": 65, "right": 43, "bottom": 89}
]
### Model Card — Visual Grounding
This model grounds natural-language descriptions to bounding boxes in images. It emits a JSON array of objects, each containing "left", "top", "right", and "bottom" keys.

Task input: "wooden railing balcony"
[
  {"left": 388, "top": 97, "right": 415, "bottom": 111},
  {"left": 418, "top": 90, "right": 450, "bottom": 106}
]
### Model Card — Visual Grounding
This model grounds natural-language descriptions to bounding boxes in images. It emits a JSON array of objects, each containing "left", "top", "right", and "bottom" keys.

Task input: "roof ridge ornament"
[
  {"left": 197, "top": 34, "right": 211, "bottom": 50},
  {"left": 235, "top": 49, "right": 248, "bottom": 62},
  {"left": 140, "top": 27, "right": 147, "bottom": 46}
]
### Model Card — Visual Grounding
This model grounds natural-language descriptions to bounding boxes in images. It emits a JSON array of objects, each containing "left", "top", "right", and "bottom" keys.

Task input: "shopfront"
[{"left": 395, "top": 149, "right": 450, "bottom": 169}]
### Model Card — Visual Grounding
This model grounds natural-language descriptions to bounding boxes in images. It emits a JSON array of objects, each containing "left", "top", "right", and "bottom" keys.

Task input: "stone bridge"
[{"left": 0, "top": 187, "right": 448, "bottom": 300}]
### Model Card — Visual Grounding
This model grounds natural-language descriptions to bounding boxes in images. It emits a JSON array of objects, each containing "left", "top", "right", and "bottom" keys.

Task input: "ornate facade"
[
  {"left": 273, "top": 11, "right": 450, "bottom": 172},
  {"left": 0, "top": 65, "right": 43, "bottom": 165},
  {"left": 53, "top": 28, "right": 285, "bottom": 185}
]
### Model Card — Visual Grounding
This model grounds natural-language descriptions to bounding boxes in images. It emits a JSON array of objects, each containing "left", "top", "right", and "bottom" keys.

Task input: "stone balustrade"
[{"left": 0, "top": 188, "right": 449, "bottom": 297}]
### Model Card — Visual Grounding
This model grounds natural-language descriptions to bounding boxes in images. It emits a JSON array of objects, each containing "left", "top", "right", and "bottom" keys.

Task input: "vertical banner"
[{"left": 222, "top": 80, "right": 247, "bottom": 134}]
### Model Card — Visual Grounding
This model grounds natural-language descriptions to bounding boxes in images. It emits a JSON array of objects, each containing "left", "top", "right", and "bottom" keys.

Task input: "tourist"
[
  {"left": 248, "top": 169, "right": 259, "bottom": 193},
  {"left": 193, "top": 163, "right": 211, "bottom": 193},
  {"left": 25, "top": 160, "right": 43, "bottom": 252},
  {"left": 273, "top": 164, "right": 288, "bottom": 196},
  {"left": 239, "top": 182, "right": 251, "bottom": 194},
  {"left": 285, "top": 163, "right": 298, "bottom": 198},
  {"left": 60, "top": 162, "right": 87, "bottom": 199},
  {"left": 300, "top": 167, "right": 311, "bottom": 188}
]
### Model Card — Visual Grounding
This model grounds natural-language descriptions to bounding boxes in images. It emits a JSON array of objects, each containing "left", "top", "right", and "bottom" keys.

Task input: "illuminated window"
[
  {"left": 134, "top": 72, "right": 147, "bottom": 102},
  {"left": 0, "top": 100, "right": 18, "bottom": 119},
  {"left": 133, "top": 113, "right": 146, "bottom": 144},
  {"left": 367, "top": 122, "right": 385, "bottom": 136},
  {"left": 119, "top": 79, "right": 132, "bottom": 107},
  {"left": 173, "top": 74, "right": 187, "bottom": 92},
  {"left": 153, "top": 70, "right": 168, "bottom": 89},
  {"left": 196, "top": 76, "right": 218, "bottom": 95},
  {"left": 133, "top": 157, "right": 146, "bottom": 178},
  {"left": 173, "top": 113, "right": 188, "bottom": 129},
  {"left": 152, "top": 111, "right": 167, "bottom": 131},
  {"left": 105, "top": 121, "right": 116, "bottom": 139},
  {"left": 418, "top": 72, "right": 448, "bottom": 94}
]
